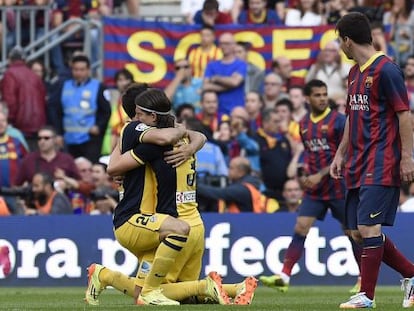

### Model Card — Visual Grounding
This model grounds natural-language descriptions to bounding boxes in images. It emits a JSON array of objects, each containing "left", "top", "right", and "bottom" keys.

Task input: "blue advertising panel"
[{"left": 0, "top": 213, "right": 411, "bottom": 286}]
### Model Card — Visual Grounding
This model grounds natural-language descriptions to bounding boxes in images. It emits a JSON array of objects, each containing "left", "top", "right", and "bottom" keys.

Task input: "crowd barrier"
[{"left": 0, "top": 213, "right": 412, "bottom": 286}]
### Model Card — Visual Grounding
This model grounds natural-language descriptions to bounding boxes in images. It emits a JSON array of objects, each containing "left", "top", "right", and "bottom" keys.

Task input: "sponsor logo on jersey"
[
  {"left": 176, "top": 191, "right": 196, "bottom": 204},
  {"left": 135, "top": 123, "right": 151, "bottom": 131}
]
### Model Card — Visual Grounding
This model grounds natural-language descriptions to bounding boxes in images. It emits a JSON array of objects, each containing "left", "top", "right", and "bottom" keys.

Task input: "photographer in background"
[
  {"left": 197, "top": 156, "right": 264, "bottom": 213},
  {"left": 23, "top": 172, "right": 72, "bottom": 215}
]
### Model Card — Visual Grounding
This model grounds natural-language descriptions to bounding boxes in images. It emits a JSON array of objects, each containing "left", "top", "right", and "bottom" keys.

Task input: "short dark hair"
[
  {"left": 336, "top": 12, "right": 372, "bottom": 45},
  {"left": 370, "top": 20, "right": 384, "bottom": 32},
  {"left": 304, "top": 79, "right": 327, "bottom": 96},
  {"left": 71, "top": 55, "right": 90, "bottom": 68},
  {"left": 8, "top": 46, "right": 26, "bottom": 61},
  {"left": 203, "top": 0, "right": 219, "bottom": 11},
  {"left": 37, "top": 125, "right": 57, "bottom": 136},
  {"left": 275, "top": 98, "right": 293, "bottom": 112},
  {"left": 261, "top": 108, "right": 277, "bottom": 123},
  {"left": 201, "top": 90, "right": 217, "bottom": 102},
  {"left": 114, "top": 68, "right": 134, "bottom": 83},
  {"left": 34, "top": 172, "right": 54, "bottom": 187},
  {"left": 201, "top": 24, "right": 215, "bottom": 33},
  {"left": 236, "top": 41, "right": 251, "bottom": 51},
  {"left": 122, "top": 83, "right": 150, "bottom": 119},
  {"left": 175, "top": 103, "right": 195, "bottom": 119}
]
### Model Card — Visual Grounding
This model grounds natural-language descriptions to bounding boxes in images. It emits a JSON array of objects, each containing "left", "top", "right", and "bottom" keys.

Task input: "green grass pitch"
[{"left": 0, "top": 286, "right": 407, "bottom": 310}]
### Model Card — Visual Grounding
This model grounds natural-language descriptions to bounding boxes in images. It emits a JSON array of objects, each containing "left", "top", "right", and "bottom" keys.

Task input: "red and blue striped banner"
[{"left": 103, "top": 17, "right": 339, "bottom": 88}]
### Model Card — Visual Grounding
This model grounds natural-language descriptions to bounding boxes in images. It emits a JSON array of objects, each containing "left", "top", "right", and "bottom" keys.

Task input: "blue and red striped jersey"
[
  {"left": 345, "top": 53, "right": 409, "bottom": 188},
  {"left": 0, "top": 135, "right": 28, "bottom": 187},
  {"left": 300, "top": 108, "right": 346, "bottom": 200}
]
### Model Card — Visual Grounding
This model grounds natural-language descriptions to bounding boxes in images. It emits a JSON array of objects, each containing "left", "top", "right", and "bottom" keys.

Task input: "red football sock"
[
  {"left": 382, "top": 235, "right": 414, "bottom": 278},
  {"left": 282, "top": 233, "right": 306, "bottom": 276},
  {"left": 360, "top": 236, "right": 384, "bottom": 300}
]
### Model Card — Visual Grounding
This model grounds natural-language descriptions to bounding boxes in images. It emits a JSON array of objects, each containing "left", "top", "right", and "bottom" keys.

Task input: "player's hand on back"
[{"left": 164, "top": 143, "right": 192, "bottom": 168}]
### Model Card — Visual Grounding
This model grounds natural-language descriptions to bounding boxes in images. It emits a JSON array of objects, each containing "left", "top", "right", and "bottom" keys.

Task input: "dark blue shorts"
[
  {"left": 298, "top": 197, "right": 346, "bottom": 224},
  {"left": 345, "top": 185, "right": 399, "bottom": 230}
]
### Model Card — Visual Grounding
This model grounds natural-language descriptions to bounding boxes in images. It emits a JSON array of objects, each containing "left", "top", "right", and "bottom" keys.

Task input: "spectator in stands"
[
  {"left": 0, "top": 107, "right": 28, "bottom": 188},
  {"left": 235, "top": 41, "right": 265, "bottom": 94},
  {"left": 271, "top": 56, "right": 303, "bottom": 92},
  {"left": 196, "top": 90, "right": 225, "bottom": 135},
  {"left": 174, "top": 103, "right": 196, "bottom": 124},
  {"left": 164, "top": 58, "right": 203, "bottom": 112},
  {"left": 1, "top": 46, "right": 47, "bottom": 151},
  {"left": 182, "top": 0, "right": 233, "bottom": 24},
  {"left": 255, "top": 109, "right": 297, "bottom": 201},
  {"left": 231, "top": 0, "right": 286, "bottom": 24},
  {"left": 193, "top": 0, "right": 233, "bottom": 25},
  {"left": 383, "top": 0, "right": 414, "bottom": 65},
  {"left": 244, "top": 91, "right": 263, "bottom": 131},
  {"left": 203, "top": 32, "right": 247, "bottom": 115},
  {"left": 27, "top": 59, "right": 52, "bottom": 97},
  {"left": 305, "top": 40, "right": 350, "bottom": 98},
  {"left": 277, "top": 178, "right": 303, "bottom": 213},
  {"left": 0, "top": 0, "right": 16, "bottom": 54},
  {"left": 325, "top": 0, "right": 354, "bottom": 25},
  {"left": 185, "top": 118, "right": 228, "bottom": 178},
  {"left": 330, "top": 93, "right": 347, "bottom": 115},
  {"left": 404, "top": 54, "right": 414, "bottom": 110},
  {"left": 370, "top": 21, "right": 396, "bottom": 61},
  {"left": 237, "top": 0, "right": 282, "bottom": 25},
  {"left": 105, "top": 68, "right": 134, "bottom": 153},
  {"left": 197, "top": 156, "right": 264, "bottom": 212},
  {"left": 228, "top": 107, "right": 260, "bottom": 172},
  {"left": 113, "top": 0, "right": 140, "bottom": 16},
  {"left": 284, "top": 0, "right": 324, "bottom": 26},
  {"left": 24, "top": 172, "right": 72, "bottom": 215},
  {"left": 15, "top": 126, "right": 81, "bottom": 186},
  {"left": 262, "top": 72, "right": 287, "bottom": 110},
  {"left": 213, "top": 119, "right": 232, "bottom": 161},
  {"left": 188, "top": 25, "right": 222, "bottom": 78},
  {"left": 0, "top": 102, "right": 28, "bottom": 150},
  {"left": 90, "top": 162, "right": 118, "bottom": 214},
  {"left": 275, "top": 98, "right": 301, "bottom": 143},
  {"left": 288, "top": 85, "right": 308, "bottom": 122},
  {"left": 49, "top": 55, "right": 111, "bottom": 163}
]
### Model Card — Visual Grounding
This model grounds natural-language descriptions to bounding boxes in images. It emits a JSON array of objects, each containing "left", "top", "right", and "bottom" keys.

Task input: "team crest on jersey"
[
  {"left": 321, "top": 125, "right": 329, "bottom": 132},
  {"left": 135, "top": 123, "right": 150, "bottom": 132},
  {"left": 365, "top": 76, "right": 373, "bottom": 88}
]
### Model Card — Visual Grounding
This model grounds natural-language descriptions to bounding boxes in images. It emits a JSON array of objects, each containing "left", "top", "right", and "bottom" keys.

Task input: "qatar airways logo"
[
  {"left": 348, "top": 94, "right": 370, "bottom": 111},
  {"left": 304, "top": 138, "right": 330, "bottom": 152}
]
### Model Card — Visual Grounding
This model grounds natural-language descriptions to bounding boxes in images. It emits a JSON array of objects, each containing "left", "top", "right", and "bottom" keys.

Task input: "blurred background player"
[{"left": 260, "top": 79, "right": 361, "bottom": 293}]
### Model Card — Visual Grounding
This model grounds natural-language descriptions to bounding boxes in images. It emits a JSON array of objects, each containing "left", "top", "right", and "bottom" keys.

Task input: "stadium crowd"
[{"left": 1, "top": 0, "right": 414, "bottom": 216}]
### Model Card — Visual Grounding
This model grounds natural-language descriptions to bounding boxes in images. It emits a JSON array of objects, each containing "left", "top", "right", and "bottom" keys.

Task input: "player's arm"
[
  {"left": 141, "top": 124, "right": 187, "bottom": 146},
  {"left": 397, "top": 110, "right": 414, "bottom": 182},
  {"left": 107, "top": 143, "right": 163, "bottom": 176},
  {"left": 330, "top": 116, "right": 349, "bottom": 179},
  {"left": 107, "top": 141, "right": 143, "bottom": 176},
  {"left": 164, "top": 130, "right": 207, "bottom": 167}
]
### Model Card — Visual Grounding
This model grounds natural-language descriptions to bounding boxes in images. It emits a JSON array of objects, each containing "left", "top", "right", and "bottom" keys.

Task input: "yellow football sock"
[
  {"left": 223, "top": 282, "right": 240, "bottom": 298},
  {"left": 160, "top": 280, "right": 206, "bottom": 301},
  {"left": 99, "top": 267, "right": 135, "bottom": 297},
  {"left": 141, "top": 234, "right": 188, "bottom": 294}
]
